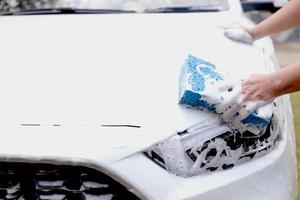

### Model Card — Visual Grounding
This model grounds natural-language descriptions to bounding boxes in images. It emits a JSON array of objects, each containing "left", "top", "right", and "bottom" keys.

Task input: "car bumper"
[
  {"left": 0, "top": 96, "right": 295, "bottom": 200},
  {"left": 110, "top": 96, "right": 297, "bottom": 200}
]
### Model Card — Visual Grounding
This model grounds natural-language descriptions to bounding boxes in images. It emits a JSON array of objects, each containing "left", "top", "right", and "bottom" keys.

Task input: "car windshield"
[{"left": 0, "top": 0, "right": 229, "bottom": 14}]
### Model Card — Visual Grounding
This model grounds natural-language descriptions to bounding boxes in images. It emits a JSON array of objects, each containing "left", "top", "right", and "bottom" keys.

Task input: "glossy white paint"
[
  {"left": 111, "top": 96, "right": 296, "bottom": 200},
  {"left": 0, "top": 0, "right": 296, "bottom": 199}
]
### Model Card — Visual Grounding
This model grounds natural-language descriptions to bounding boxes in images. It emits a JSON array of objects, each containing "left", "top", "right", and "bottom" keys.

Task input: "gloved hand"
[{"left": 223, "top": 26, "right": 255, "bottom": 45}]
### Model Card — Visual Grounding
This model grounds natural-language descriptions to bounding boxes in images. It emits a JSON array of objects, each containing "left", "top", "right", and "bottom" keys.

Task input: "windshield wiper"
[
  {"left": 144, "top": 6, "right": 220, "bottom": 13},
  {"left": 0, "top": 8, "right": 135, "bottom": 16}
]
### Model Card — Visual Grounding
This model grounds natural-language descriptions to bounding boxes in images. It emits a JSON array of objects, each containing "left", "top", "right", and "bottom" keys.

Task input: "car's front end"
[{"left": 0, "top": 0, "right": 296, "bottom": 199}]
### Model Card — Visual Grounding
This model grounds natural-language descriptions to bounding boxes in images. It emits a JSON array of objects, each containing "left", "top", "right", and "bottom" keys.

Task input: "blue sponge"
[{"left": 179, "top": 55, "right": 271, "bottom": 134}]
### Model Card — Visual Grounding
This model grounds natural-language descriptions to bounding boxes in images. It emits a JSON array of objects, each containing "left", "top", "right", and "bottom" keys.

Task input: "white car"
[{"left": 0, "top": 0, "right": 296, "bottom": 199}]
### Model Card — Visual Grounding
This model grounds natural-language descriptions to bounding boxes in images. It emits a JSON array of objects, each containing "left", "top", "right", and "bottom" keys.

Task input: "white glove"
[{"left": 224, "top": 27, "right": 254, "bottom": 45}]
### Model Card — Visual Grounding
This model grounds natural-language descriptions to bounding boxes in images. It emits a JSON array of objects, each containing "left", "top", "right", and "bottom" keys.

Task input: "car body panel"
[
  {"left": 0, "top": 10, "right": 267, "bottom": 134},
  {"left": 111, "top": 96, "right": 296, "bottom": 200},
  {"left": 0, "top": 14, "right": 270, "bottom": 159}
]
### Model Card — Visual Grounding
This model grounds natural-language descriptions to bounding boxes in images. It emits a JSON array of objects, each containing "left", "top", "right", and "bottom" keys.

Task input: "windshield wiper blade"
[
  {"left": 0, "top": 8, "right": 135, "bottom": 16},
  {"left": 144, "top": 6, "right": 220, "bottom": 13},
  {"left": 73, "top": 8, "right": 135, "bottom": 14}
]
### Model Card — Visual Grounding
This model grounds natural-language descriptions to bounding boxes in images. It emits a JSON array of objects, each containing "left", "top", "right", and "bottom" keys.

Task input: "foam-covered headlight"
[{"left": 145, "top": 114, "right": 279, "bottom": 177}]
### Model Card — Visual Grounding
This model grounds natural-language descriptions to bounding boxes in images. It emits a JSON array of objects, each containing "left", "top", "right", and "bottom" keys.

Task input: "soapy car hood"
[{"left": 0, "top": 13, "right": 269, "bottom": 164}]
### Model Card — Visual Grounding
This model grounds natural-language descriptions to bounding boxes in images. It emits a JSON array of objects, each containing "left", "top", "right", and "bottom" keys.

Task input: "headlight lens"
[{"left": 145, "top": 114, "right": 280, "bottom": 177}]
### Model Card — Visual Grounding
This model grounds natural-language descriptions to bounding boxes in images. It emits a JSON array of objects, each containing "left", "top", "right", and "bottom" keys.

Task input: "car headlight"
[{"left": 145, "top": 110, "right": 280, "bottom": 177}]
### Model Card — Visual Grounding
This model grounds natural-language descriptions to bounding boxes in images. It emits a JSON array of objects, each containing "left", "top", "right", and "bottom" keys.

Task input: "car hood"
[{"left": 0, "top": 13, "right": 268, "bottom": 164}]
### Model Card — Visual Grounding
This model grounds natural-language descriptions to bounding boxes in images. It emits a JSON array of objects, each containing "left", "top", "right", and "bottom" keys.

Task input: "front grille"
[{"left": 0, "top": 162, "right": 140, "bottom": 200}]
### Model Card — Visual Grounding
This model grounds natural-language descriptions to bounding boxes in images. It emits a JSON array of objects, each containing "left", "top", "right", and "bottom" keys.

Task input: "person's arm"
[
  {"left": 224, "top": 0, "right": 300, "bottom": 44},
  {"left": 242, "top": 59, "right": 300, "bottom": 101},
  {"left": 248, "top": 0, "right": 300, "bottom": 40}
]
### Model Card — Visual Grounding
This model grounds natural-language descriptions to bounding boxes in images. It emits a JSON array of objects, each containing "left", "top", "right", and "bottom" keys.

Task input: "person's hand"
[
  {"left": 201, "top": 78, "right": 273, "bottom": 122},
  {"left": 223, "top": 26, "right": 255, "bottom": 45},
  {"left": 242, "top": 73, "right": 277, "bottom": 102}
]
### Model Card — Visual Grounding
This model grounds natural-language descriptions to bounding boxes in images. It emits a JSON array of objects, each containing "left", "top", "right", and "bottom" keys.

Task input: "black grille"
[{"left": 0, "top": 162, "right": 140, "bottom": 200}]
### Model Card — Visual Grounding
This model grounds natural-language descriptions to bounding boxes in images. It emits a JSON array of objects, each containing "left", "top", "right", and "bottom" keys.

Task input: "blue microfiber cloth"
[{"left": 179, "top": 55, "right": 272, "bottom": 134}]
